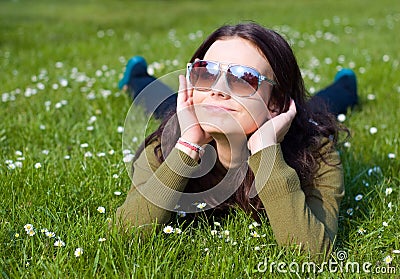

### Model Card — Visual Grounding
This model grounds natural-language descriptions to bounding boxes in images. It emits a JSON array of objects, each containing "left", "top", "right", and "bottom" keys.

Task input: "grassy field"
[{"left": 1, "top": 0, "right": 399, "bottom": 277}]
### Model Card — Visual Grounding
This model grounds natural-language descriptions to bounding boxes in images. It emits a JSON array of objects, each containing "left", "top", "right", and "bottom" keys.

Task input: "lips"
[{"left": 202, "top": 104, "right": 236, "bottom": 112}]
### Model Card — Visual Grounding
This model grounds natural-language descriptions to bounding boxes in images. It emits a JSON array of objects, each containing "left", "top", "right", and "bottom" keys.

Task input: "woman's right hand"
[{"left": 176, "top": 74, "right": 212, "bottom": 147}]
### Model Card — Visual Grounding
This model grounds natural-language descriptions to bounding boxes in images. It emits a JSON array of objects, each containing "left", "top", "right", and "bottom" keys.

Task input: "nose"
[
  {"left": 210, "top": 72, "right": 231, "bottom": 98},
  {"left": 210, "top": 89, "right": 230, "bottom": 99}
]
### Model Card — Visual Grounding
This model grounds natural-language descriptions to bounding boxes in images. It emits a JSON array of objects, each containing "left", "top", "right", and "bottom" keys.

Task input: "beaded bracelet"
[{"left": 177, "top": 137, "right": 204, "bottom": 153}]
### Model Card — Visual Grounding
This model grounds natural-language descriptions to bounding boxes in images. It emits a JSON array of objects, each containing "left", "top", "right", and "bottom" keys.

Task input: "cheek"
[
  {"left": 240, "top": 109, "right": 268, "bottom": 135},
  {"left": 238, "top": 99, "right": 270, "bottom": 135},
  {"left": 192, "top": 91, "right": 205, "bottom": 106}
]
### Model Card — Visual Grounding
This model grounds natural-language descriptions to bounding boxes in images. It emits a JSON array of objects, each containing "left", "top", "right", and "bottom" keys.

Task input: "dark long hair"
[{"left": 133, "top": 23, "right": 347, "bottom": 220}]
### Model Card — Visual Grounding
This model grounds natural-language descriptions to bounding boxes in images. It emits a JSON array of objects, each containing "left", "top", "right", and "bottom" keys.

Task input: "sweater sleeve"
[
  {"left": 248, "top": 142, "right": 344, "bottom": 257},
  {"left": 116, "top": 141, "right": 199, "bottom": 230}
]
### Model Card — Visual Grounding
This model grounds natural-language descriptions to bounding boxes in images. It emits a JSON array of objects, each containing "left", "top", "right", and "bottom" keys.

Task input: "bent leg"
[
  {"left": 308, "top": 69, "right": 358, "bottom": 116},
  {"left": 119, "top": 56, "right": 177, "bottom": 119}
]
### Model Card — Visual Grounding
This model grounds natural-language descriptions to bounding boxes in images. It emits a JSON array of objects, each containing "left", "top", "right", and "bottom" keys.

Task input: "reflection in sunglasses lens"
[{"left": 189, "top": 61, "right": 260, "bottom": 96}]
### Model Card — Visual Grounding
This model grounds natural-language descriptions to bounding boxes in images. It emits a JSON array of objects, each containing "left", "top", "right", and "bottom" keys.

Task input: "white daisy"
[
  {"left": 369, "top": 127, "right": 378, "bottom": 134},
  {"left": 84, "top": 151, "right": 93, "bottom": 158},
  {"left": 177, "top": 211, "right": 186, "bottom": 218},
  {"left": 388, "top": 153, "right": 396, "bottom": 159},
  {"left": 346, "top": 208, "right": 354, "bottom": 216},
  {"left": 24, "top": 224, "right": 34, "bottom": 232},
  {"left": 54, "top": 240, "right": 65, "bottom": 247},
  {"left": 45, "top": 231, "right": 56, "bottom": 238},
  {"left": 337, "top": 114, "right": 346, "bottom": 122},
  {"left": 250, "top": 231, "right": 260, "bottom": 238},
  {"left": 357, "top": 228, "right": 366, "bottom": 235},
  {"left": 74, "top": 248, "right": 83, "bottom": 257},
  {"left": 88, "top": 116, "right": 97, "bottom": 124},
  {"left": 196, "top": 202, "right": 207, "bottom": 210},
  {"left": 97, "top": 206, "right": 106, "bottom": 214},
  {"left": 384, "top": 255, "right": 392, "bottom": 265},
  {"left": 163, "top": 226, "right": 174, "bottom": 234}
]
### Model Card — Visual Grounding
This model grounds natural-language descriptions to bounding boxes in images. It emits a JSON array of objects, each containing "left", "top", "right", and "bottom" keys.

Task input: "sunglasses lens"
[
  {"left": 189, "top": 61, "right": 219, "bottom": 91},
  {"left": 228, "top": 66, "right": 259, "bottom": 96},
  {"left": 189, "top": 61, "right": 263, "bottom": 96}
]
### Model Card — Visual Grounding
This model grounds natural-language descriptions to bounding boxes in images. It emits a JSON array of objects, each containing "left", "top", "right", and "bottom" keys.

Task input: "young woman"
[{"left": 116, "top": 22, "right": 349, "bottom": 257}]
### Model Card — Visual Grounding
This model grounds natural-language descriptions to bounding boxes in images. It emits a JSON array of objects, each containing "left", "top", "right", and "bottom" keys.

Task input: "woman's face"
[{"left": 191, "top": 37, "right": 275, "bottom": 137}]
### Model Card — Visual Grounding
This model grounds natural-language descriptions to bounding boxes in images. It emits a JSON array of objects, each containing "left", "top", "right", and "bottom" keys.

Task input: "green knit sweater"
[{"left": 116, "top": 139, "right": 344, "bottom": 256}]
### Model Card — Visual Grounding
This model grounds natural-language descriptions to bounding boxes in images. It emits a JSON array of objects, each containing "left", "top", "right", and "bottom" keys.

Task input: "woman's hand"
[
  {"left": 248, "top": 99, "right": 297, "bottom": 154},
  {"left": 176, "top": 74, "right": 212, "bottom": 147}
]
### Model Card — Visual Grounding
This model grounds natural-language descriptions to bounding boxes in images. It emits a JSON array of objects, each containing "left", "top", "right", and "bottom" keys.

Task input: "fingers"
[
  {"left": 286, "top": 98, "right": 297, "bottom": 119},
  {"left": 178, "top": 74, "right": 188, "bottom": 104},
  {"left": 186, "top": 73, "right": 194, "bottom": 98},
  {"left": 268, "top": 99, "right": 296, "bottom": 141},
  {"left": 276, "top": 99, "right": 296, "bottom": 124}
]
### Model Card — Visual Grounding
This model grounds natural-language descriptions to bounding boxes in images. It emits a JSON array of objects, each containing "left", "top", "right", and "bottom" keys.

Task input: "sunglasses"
[{"left": 187, "top": 60, "right": 276, "bottom": 97}]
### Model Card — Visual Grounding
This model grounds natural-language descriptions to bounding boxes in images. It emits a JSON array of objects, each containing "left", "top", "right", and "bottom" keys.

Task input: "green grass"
[{"left": 1, "top": 0, "right": 399, "bottom": 278}]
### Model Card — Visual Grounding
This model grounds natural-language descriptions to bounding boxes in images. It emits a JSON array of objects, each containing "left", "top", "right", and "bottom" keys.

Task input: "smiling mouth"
[{"left": 202, "top": 104, "right": 236, "bottom": 112}]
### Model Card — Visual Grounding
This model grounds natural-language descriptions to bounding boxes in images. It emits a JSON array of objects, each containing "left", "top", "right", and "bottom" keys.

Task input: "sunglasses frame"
[{"left": 187, "top": 60, "right": 276, "bottom": 97}]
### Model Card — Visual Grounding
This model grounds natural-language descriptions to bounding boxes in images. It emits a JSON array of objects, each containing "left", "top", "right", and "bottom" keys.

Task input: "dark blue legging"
[{"left": 308, "top": 75, "right": 358, "bottom": 116}]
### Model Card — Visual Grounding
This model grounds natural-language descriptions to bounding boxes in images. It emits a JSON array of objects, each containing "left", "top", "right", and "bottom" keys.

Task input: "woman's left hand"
[{"left": 247, "top": 99, "right": 297, "bottom": 154}]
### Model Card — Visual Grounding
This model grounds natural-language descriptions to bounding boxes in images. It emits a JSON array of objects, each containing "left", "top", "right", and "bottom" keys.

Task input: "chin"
[
  {"left": 199, "top": 122, "right": 224, "bottom": 134},
  {"left": 201, "top": 117, "right": 251, "bottom": 134}
]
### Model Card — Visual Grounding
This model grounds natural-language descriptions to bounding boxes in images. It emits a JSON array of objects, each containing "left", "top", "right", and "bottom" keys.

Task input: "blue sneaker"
[
  {"left": 334, "top": 68, "right": 357, "bottom": 100},
  {"left": 334, "top": 68, "right": 356, "bottom": 82},
  {"left": 118, "top": 56, "right": 148, "bottom": 90}
]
